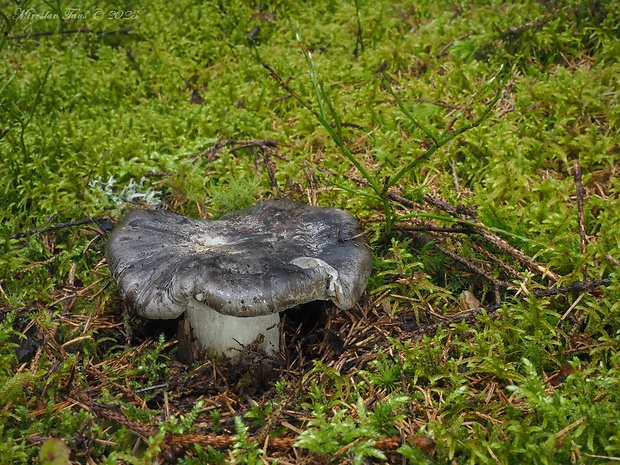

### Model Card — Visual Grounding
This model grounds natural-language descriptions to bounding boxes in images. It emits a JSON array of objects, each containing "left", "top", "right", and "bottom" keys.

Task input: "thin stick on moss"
[
  {"left": 409, "top": 277, "right": 613, "bottom": 339},
  {"left": 382, "top": 73, "right": 505, "bottom": 190},
  {"left": 262, "top": 61, "right": 393, "bottom": 230},
  {"left": 10, "top": 217, "right": 110, "bottom": 240},
  {"left": 8, "top": 27, "right": 133, "bottom": 40},
  {"left": 573, "top": 160, "right": 587, "bottom": 255},
  {"left": 422, "top": 194, "right": 561, "bottom": 281}
]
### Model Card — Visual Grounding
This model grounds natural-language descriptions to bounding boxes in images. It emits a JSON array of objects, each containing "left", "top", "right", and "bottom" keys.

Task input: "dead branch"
[
  {"left": 436, "top": 33, "right": 471, "bottom": 58},
  {"left": 418, "top": 235, "right": 513, "bottom": 289},
  {"left": 498, "top": 17, "right": 553, "bottom": 41},
  {"left": 393, "top": 225, "right": 470, "bottom": 234},
  {"left": 573, "top": 161, "right": 587, "bottom": 255},
  {"left": 73, "top": 389, "right": 432, "bottom": 459},
  {"left": 410, "top": 277, "right": 613, "bottom": 338},
  {"left": 470, "top": 240, "right": 524, "bottom": 281},
  {"left": 423, "top": 193, "right": 561, "bottom": 281},
  {"left": 9, "top": 217, "right": 111, "bottom": 240},
  {"left": 195, "top": 137, "right": 279, "bottom": 162},
  {"left": 262, "top": 60, "right": 558, "bottom": 283},
  {"left": 8, "top": 27, "right": 133, "bottom": 40}
]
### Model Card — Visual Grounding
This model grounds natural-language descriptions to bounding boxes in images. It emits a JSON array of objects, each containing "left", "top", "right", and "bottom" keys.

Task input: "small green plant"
[
  {"left": 295, "top": 404, "right": 385, "bottom": 464},
  {"left": 160, "top": 401, "right": 205, "bottom": 435},
  {"left": 178, "top": 444, "right": 225, "bottom": 465},
  {"left": 207, "top": 175, "right": 264, "bottom": 218},
  {"left": 296, "top": 394, "right": 409, "bottom": 464},
  {"left": 102, "top": 431, "right": 167, "bottom": 465},
  {"left": 230, "top": 416, "right": 264, "bottom": 465},
  {"left": 265, "top": 31, "right": 506, "bottom": 236},
  {"left": 362, "top": 356, "right": 402, "bottom": 392}
]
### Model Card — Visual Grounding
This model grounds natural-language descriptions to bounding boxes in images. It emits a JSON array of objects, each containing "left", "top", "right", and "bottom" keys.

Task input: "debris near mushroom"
[{"left": 105, "top": 199, "right": 372, "bottom": 364}]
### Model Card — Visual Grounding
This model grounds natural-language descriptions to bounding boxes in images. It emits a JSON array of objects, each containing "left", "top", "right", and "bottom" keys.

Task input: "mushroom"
[{"left": 105, "top": 199, "right": 372, "bottom": 362}]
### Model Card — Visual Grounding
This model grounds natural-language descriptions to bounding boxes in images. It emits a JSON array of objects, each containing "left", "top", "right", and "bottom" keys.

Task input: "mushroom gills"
[{"left": 185, "top": 299, "right": 280, "bottom": 359}]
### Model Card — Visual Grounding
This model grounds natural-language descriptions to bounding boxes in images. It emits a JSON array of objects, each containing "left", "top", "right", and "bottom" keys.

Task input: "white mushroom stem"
[{"left": 185, "top": 300, "right": 280, "bottom": 360}]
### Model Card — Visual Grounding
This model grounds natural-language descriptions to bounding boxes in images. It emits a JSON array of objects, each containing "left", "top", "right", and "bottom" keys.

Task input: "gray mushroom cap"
[{"left": 106, "top": 199, "right": 372, "bottom": 320}]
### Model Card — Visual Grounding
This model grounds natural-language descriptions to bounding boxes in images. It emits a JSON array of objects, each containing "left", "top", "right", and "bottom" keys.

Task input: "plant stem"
[
  {"left": 384, "top": 81, "right": 503, "bottom": 190},
  {"left": 264, "top": 47, "right": 505, "bottom": 239},
  {"left": 262, "top": 61, "right": 396, "bottom": 234}
]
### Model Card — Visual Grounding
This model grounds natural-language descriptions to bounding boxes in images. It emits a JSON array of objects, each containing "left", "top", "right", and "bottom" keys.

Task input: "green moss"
[{"left": 1, "top": 0, "right": 620, "bottom": 463}]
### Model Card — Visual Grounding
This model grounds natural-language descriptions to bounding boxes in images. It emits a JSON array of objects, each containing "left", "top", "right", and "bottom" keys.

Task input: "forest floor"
[{"left": 2, "top": 1, "right": 620, "bottom": 464}]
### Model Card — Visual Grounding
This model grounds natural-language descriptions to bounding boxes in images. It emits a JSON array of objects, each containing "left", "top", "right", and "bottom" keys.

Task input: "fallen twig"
[
  {"left": 8, "top": 27, "right": 133, "bottom": 40},
  {"left": 498, "top": 17, "right": 553, "bottom": 41},
  {"left": 573, "top": 160, "right": 587, "bottom": 255},
  {"left": 195, "top": 137, "right": 279, "bottom": 162},
  {"left": 393, "top": 224, "right": 470, "bottom": 234},
  {"left": 420, "top": 235, "right": 513, "bottom": 289},
  {"left": 436, "top": 33, "right": 471, "bottom": 58},
  {"left": 9, "top": 217, "right": 110, "bottom": 240},
  {"left": 423, "top": 193, "right": 561, "bottom": 281},
  {"left": 265, "top": 148, "right": 559, "bottom": 287},
  {"left": 73, "top": 390, "right": 432, "bottom": 459},
  {"left": 410, "top": 277, "right": 613, "bottom": 338}
]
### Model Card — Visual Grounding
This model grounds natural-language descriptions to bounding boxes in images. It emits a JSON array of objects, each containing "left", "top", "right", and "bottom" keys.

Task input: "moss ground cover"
[{"left": 1, "top": 0, "right": 620, "bottom": 463}]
